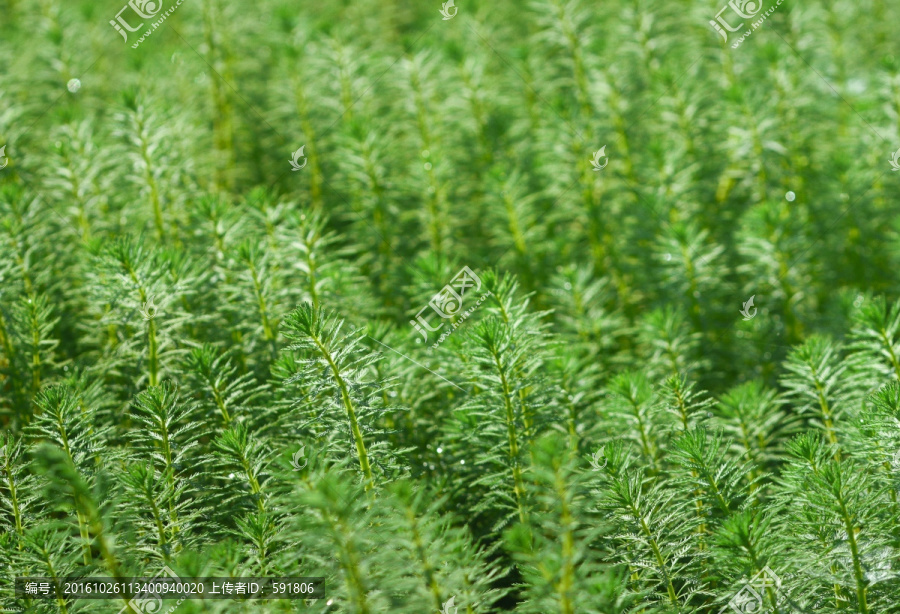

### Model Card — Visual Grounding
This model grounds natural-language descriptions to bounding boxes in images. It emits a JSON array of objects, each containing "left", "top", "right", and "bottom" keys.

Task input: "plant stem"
[
  {"left": 494, "top": 352, "right": 527, "bottom": 524},
  {"left": 311, "top": 335, "right": 373, "bottom": 489}
]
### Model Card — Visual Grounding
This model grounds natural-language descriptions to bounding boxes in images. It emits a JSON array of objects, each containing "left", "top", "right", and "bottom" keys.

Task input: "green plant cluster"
[{"left": 2, "top": 0, "right": 900, "bottom": 612}]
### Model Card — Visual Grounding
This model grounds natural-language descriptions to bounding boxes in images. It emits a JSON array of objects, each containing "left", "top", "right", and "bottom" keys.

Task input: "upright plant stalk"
[
  {"left": 325, "top": 345, "right": 373, "bottom": 490},
  {"left": 408, "top": 58, "right": 447, "bottom": 263},
  {"left": 496, "top": 353, "right": 527, "bottom": 525},
  {"left": 291, "top": 76, "right": 325, "bottom": 210},
  {"left": 202, "top": 0, "right": 236, "bottom": 192},
  {"left": 147, "top": 315, "right": 159, "bottom": 387},
  {"left": 402, "top": 504, "right": 444, "bottom": 612},
  {"left": 283, "top": 305, "right": 374, "bottom": 490},
  {"left": 135, "top": 112, "right": 166, "bottom": 242},
  {"left": 0, "top": 440, "right": 25, "bottom": 545},
  {"left": 554, "top": 468, "right": 575, "bottom": 614}
]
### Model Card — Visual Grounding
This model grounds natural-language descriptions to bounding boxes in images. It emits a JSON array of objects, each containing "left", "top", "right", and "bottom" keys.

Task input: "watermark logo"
[
  {"left": 721, "top": 566, "right": 782, "bottom": 613},
  {"left": 589, "top": 447, "right": 608, "bottom": 471},
  {"left": 439, "top": 0, "right": 458, "bottom": 20},
  {"left": 740, "top": 295, "right": 757, "bottom": 321},
  {"left": 890, "top": 147, "right": 900, "bottom": 171},
  {"left": 140, "top": 297, "right": 161, "bottom": 321},
  {"left": 118, "top": 566, "right": 185, "bottom": 614},
  {"left": 290, "top": 146, "right": 307, "bottom": 171},
  {"left": 110, "top": 0, "right": 185, "bottom": 49},
  {"left": 0, "top": 145, "right": 8, "bottom": 170},
  {"left": 110, "top": 1, "right": 163, "bottom": 41},
  {"left": 410, "top": 266, "right": 492, "bottom": 347},
  {"left": 710, "top": 0, "right": 783, "bottom": 48},
  {"left": 590, "top": 146, "right": 608, "bottom": 171},
  {"left": 440, "top": 597, "right": 458, "bottom": 614},
  {"left": 709, "top": 0, "right": 763, "bottom": 41},
  {"left": 290, "top": 445, "right": 307, "bottom": 471}
]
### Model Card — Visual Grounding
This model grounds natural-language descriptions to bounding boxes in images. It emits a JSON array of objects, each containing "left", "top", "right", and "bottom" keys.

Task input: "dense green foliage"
[{"left": 2, "top": 0, "right": 900, "bottom": 612}]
